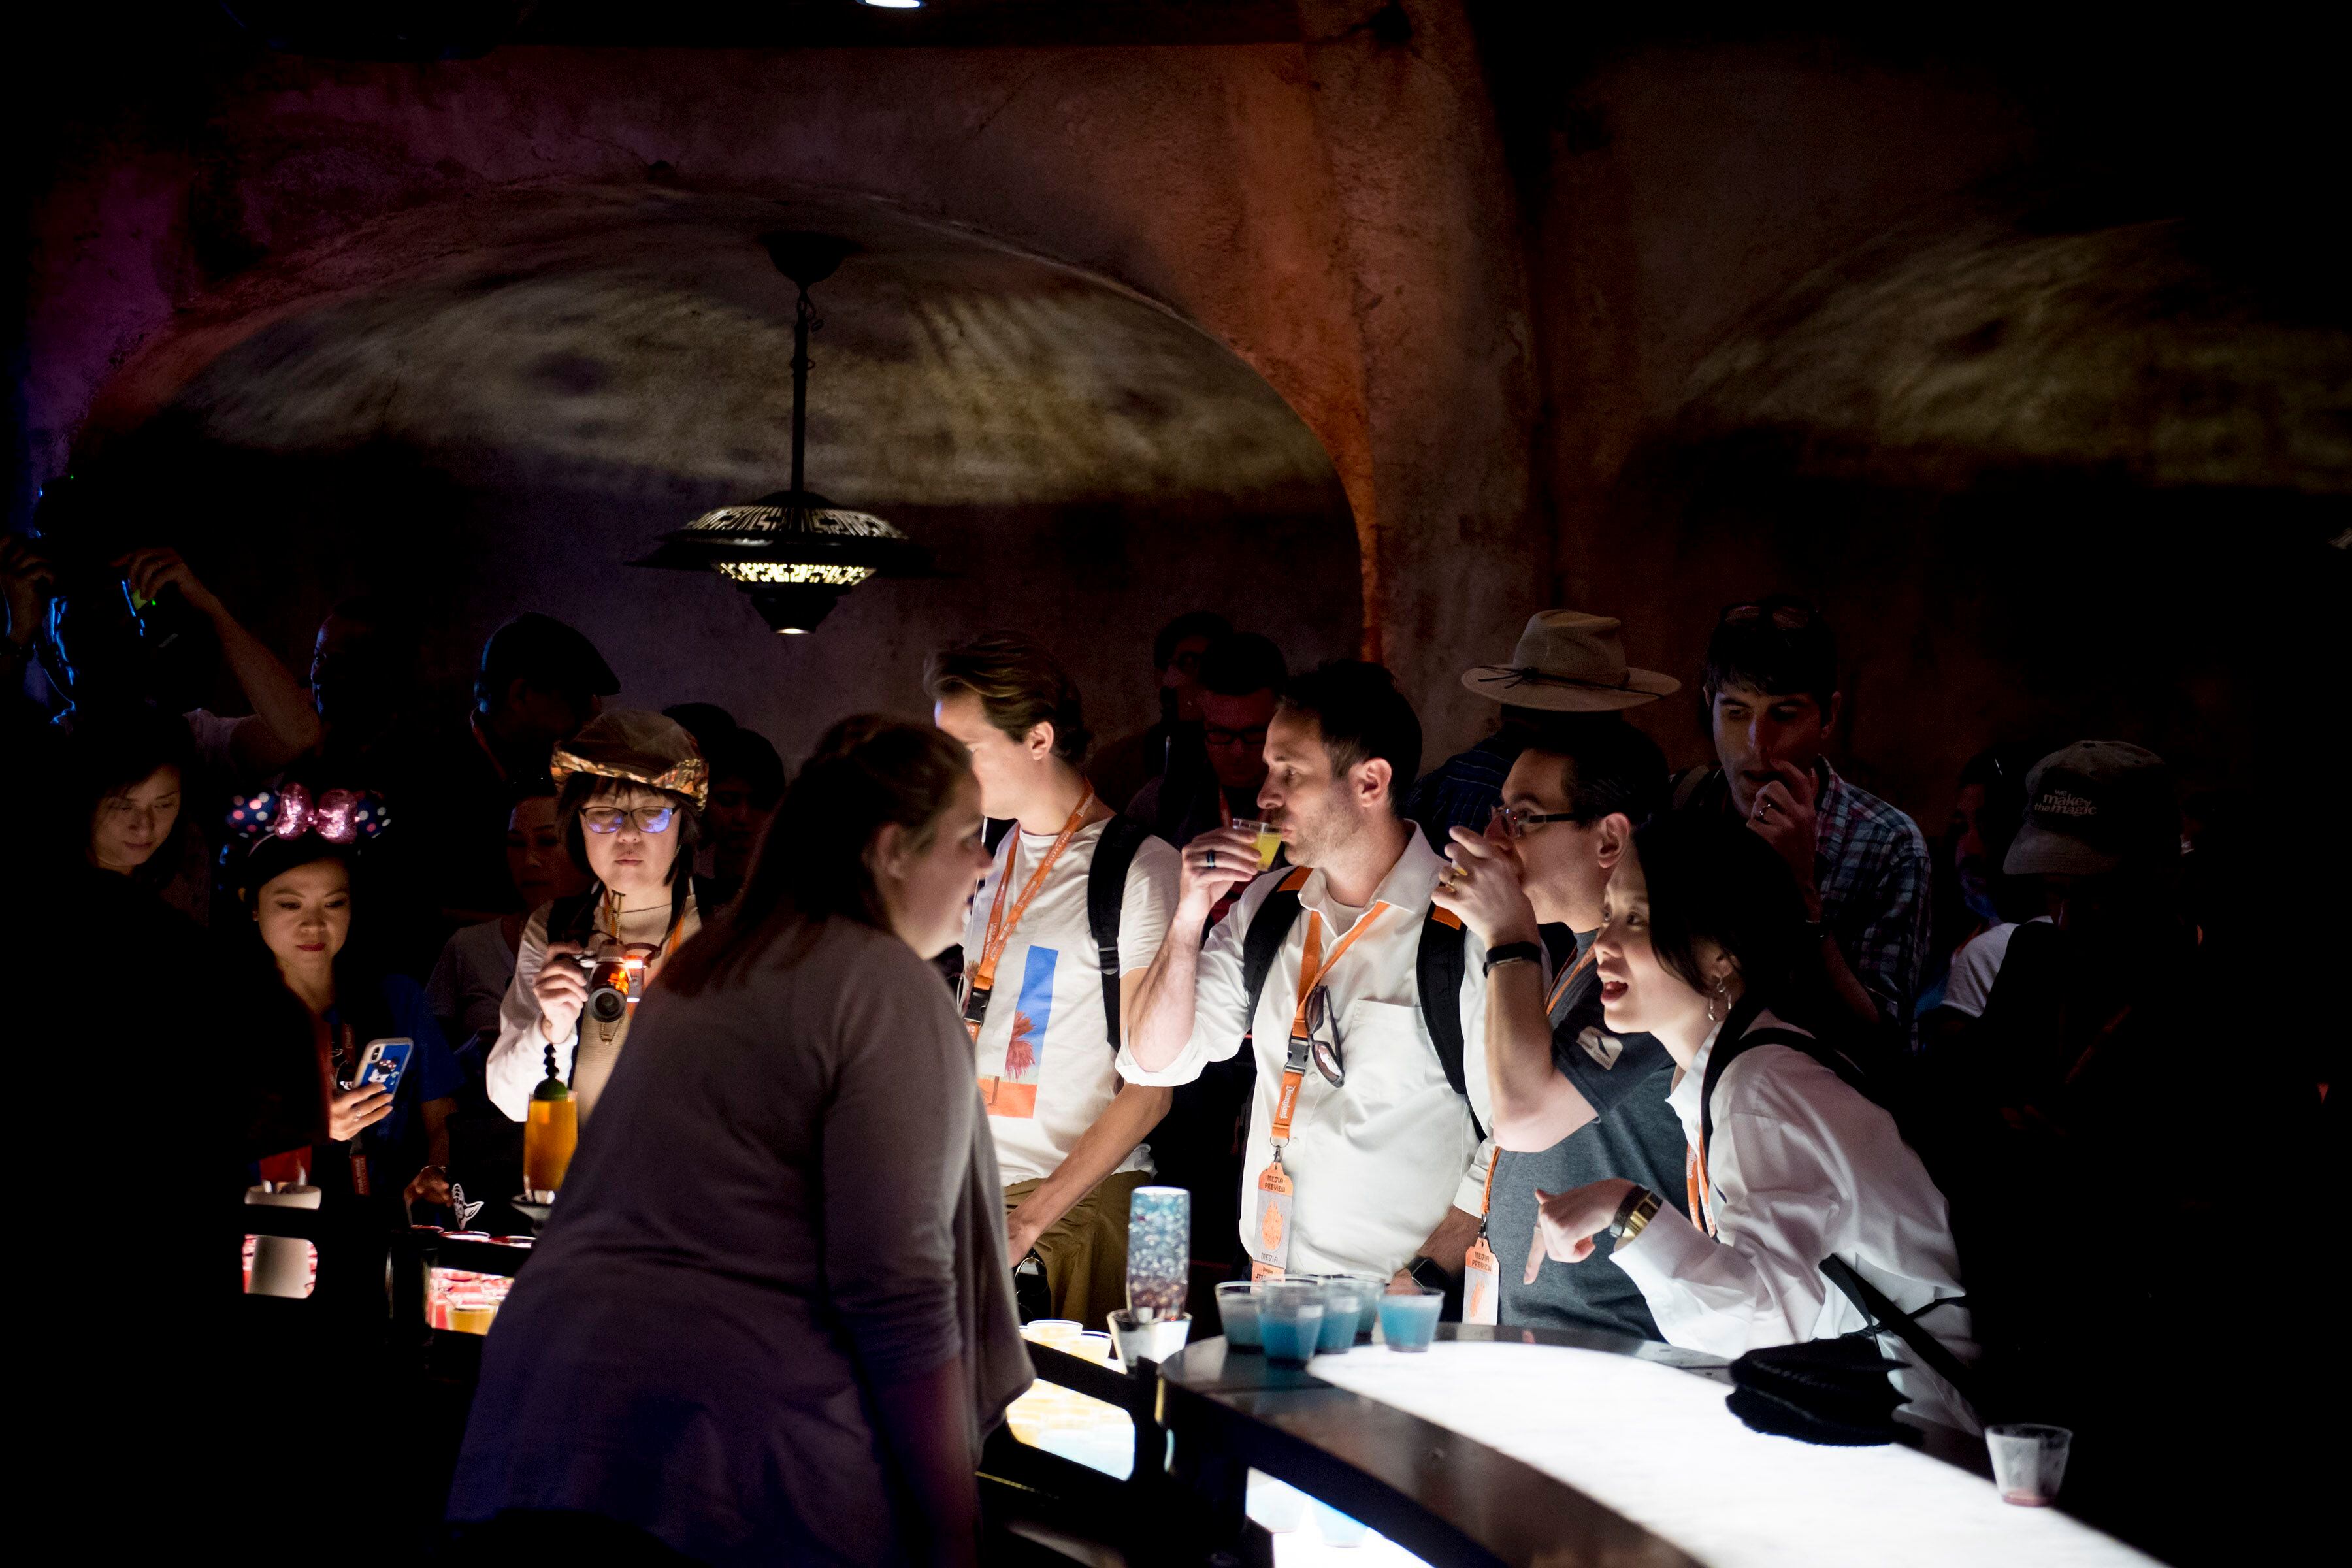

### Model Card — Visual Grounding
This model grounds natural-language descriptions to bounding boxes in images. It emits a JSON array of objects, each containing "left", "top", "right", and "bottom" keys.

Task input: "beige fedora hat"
[{"left": 1461, "top": 610, "right": 1681, "bottom": 712}]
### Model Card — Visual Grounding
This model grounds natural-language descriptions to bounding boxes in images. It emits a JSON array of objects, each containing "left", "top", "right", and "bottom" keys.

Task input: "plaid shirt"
[{"left": 1680, "top": 762, "right": 1932, "bottom": 1042}]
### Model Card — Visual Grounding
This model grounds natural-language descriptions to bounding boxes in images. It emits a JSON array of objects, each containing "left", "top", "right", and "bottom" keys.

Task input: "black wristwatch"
[
  {"left": 1404, "top": 1254, "right": 1452, "bottom": 1292},
  {"left": 1482, "top": 940, "right": 1544, "bottom": 976}
]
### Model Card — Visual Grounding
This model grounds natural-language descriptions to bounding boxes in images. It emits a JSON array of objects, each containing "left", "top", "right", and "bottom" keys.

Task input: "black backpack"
[
  {"left": 1232, "top": 865, "right": 1484, "bottom": 1138},
  {"left": 944, "top": 814, "right": 1157, "bottom": 1053}
]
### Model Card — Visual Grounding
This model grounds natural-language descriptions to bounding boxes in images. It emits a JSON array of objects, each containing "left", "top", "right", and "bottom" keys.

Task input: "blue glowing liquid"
[
  {"left": 1378, "top": 1292, "right": 1442, "bottom": 1352},
  {"left": 1221, "top": 1299, "right": 1263, "bottom": 1350},
  {"left": 1261, "top": 1308, "right": 1323, "bottom": 1366},
  {"left": 1315, "top": 1296, "right": 1358, "bottom": 1353}
]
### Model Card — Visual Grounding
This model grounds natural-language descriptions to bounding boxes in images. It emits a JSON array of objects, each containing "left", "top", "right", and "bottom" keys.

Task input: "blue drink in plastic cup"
[
  {"left": 1379, "top": 1286, "right": 1443, "bottom": 1351},
  {"left": 1259, "top": 1282, "right": 1324, "bottom": 1367},
  {"left": 1217, "top": 1281, "right": 1263, "bottom": 1350}
]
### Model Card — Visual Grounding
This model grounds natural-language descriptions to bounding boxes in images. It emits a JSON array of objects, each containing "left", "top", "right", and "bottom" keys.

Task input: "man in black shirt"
[{"left": 1433, "top": 717, "right": 1680, "bottom": 1337}]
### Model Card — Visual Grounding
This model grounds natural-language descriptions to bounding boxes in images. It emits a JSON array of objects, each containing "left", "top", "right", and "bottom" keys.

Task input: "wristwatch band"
[
  {"left": 1405, "top": 1254, "right": 1451, "bottom": 1292},
  {"left": 1482, "top": 940, "right": 1544, "bottom": 976},
  {"left": 1609, "top": 1186, "right": 1662, "bottom": 1246}
]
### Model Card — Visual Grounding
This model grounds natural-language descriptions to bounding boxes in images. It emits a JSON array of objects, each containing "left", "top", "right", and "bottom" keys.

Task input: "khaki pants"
[{"left": 1004, "top": 1169, "right": 1151, "bottom": 1330}]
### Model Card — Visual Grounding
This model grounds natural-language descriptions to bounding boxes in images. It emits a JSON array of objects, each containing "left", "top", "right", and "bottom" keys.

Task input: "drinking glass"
[
  {"left": 1216, "top": 1280, "right": 1264, "bottom": 1350},
  {"left": 1985, "top": 1424, "right": 2072, "bottom": 1506},
  {"left": 1232, "top": 819, "right": 1281, "bottom": 870},
  {"left": 1309, "top": 1275, "right": 1360, "bottom": 1354},
  {"left": 1378, "top": 1284, "right": 1443, "bottom": 1352},
  {"left": 1258, "top": 1281, "right": 1325, "bottom": 1367},
  {"left": 1126, "top": 1186, "right": 1190, "bottom": 1318}
]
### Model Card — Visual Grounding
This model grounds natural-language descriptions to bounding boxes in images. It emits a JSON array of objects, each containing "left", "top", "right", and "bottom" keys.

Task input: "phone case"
[{"left": 355, "top": 1037, "right": 415, "bottom": 1098}]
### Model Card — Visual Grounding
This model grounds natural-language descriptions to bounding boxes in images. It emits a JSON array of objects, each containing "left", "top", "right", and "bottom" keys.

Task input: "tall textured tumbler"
[{"left": 1126, "top": 1185, "right": 1191, "bottom": 1319}]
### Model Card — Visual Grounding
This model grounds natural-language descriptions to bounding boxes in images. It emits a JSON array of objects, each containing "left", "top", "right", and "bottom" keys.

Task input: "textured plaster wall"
[{"left": 22, "top": 1, "right": 1543, "bottom": 766}]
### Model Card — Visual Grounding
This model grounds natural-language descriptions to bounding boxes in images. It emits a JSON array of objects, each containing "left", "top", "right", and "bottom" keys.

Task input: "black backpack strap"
[
  {"left": 1699, "top": 997, "right": 1872, "bottom": 1179},
  {"left": 1818, "top": 1256, "right": 1982, "bottom": 1424},
  {"left": 1238, "top": 866, "right": 1312, "bottom": 1042},
  {"left": 1417, "top": 906, "right": 1486, "bottom": 1141},
  {"left": 1086, "top": 815, "right": 1154, "bottom": 1053}
]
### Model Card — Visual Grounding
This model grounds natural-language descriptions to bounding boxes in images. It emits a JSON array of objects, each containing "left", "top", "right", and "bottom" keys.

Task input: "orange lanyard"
[
  {"left": 1267, "top": 902, "right": 1388, "bottom": 1147},
  {"left": 965, "top": 787, "right": 1094, "bottom": 1036},
  {"left": 1547, "top": 942, "right": 1595, "bottom": 1018},
  {"left": 599, "top": 888, "right": 689, "bottom": 962}
]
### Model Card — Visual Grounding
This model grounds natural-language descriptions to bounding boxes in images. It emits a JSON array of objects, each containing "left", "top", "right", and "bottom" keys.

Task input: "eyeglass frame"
[
  {"left": 1204, "top": 721, "right": 1270, "bottom": 749},
  {"left": 1304, "top": 983, "right": 1345, "bottom": 1087},
  {"left": 580, "top": 804, "right": 678, "bottom": 834},
  {"left": 1488, "top": 802, "right": 1582, "bottom": 840}
]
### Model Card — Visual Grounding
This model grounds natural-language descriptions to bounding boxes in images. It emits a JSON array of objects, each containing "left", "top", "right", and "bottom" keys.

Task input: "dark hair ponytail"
[
  {"left": 1630, "top": 812, "right": 1859, "bottom": 1053},
  {"left": 662, "top": 716, "right": 973, "bottom": 995}
]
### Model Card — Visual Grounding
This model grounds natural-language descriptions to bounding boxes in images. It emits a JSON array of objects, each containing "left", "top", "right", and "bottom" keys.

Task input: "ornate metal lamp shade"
[{"left": 636, "top": 231, "right": 924, "bottom": 634}]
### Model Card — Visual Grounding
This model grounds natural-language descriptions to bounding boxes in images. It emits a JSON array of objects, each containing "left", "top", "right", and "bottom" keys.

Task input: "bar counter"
[{"left": 1156, "top": 1326, "right": 2159, "bottom": 1568}]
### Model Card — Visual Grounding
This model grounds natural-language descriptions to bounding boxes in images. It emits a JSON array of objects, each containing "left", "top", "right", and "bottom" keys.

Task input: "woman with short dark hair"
[
  {"left": 450, "top": 717, "right": 1030, "bottom": 1568},
  {"left": 1529, "top": 811, "right": 1976, "bottom": 1429},
  {"left": 481, "top": 710, "right": 708, "bottom": 1127}
]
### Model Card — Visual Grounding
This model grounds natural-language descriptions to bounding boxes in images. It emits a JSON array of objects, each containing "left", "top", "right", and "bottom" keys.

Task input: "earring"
[{"left": 1705, "top": 973, "right": 1730, "bottom": 1025}]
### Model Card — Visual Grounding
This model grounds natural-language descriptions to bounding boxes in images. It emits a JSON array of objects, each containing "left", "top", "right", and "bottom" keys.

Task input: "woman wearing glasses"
[{"left": 484, "top": 710, "right": 711, "bottom": 1126}]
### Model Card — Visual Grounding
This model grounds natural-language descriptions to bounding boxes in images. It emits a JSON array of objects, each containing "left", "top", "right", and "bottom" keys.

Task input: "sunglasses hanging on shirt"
[{"left": 1304, "top": 984, "right": 1345, "bottom": 1086}]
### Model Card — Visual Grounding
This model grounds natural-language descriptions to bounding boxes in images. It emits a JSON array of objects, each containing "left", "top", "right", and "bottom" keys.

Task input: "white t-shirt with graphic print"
[{"left": 962, "top": 818, "right": 1181, "bottom": 1188}]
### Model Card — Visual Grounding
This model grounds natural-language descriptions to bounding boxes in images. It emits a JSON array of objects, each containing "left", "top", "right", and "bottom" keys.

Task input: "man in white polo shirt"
[
  {"left": 1120, "top": 660, "right": 1492, "bottom": 1290},
  {"left": 928, "top": 632, "right": 1181, "bottom": 1328}
]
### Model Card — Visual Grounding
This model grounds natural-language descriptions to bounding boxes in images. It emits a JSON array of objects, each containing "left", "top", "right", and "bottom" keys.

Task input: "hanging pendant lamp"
[{"left": 636, "top": 231, "right": 925, "bottom": 634}]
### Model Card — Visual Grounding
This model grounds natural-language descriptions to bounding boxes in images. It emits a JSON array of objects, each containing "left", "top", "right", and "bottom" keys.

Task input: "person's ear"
[
  {"left": 1024, "top": 721, "right": 1056, "bottom": 763},
  {"left": 502, "top": 676, "right": 534, "bottom": 714},
  {"left": 1355, "top": 757, "right": 1394, "bottom": 811},
  {"left": 1821, "top": 691, "right": 1844, "bottom": 742},
  {"left": 867, "top": 821, "right": 908, "bottom": 885},
  {"left": 1592, "top": 812, "right": 1633, "bottom": 870}
]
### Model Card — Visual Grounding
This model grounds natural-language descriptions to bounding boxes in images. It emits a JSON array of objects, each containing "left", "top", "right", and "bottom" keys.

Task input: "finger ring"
[{"left": 1205, "top": 849, "right": 1217, "bottom": 869}]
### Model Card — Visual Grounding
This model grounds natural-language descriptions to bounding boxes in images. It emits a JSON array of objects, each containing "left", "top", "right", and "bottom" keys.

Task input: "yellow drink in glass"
[
  {"left": 524, "top": 1087, "right": 578, "bottom": 1194},
  {"left": 1233, "top": 819, "right": 1281, "bottom": 870}
]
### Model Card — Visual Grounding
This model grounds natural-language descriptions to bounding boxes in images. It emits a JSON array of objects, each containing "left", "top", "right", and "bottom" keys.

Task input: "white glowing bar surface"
[{"left": 1307, "top": 1344, "right": 2156, "bottom": 1568}]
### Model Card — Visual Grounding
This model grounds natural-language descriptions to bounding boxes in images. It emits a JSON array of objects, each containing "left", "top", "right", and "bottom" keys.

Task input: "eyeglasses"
[
  {"left": 1304, "top": 984, "right": 1345, "bottom": 1086},
  {"left": 1205, "top": 723, "right": 1269, "bottom": 749},
  {"left": 1488, "top": 802, "right": 1582, "bottom": 840},
  {"left": 581, "top": 805, "right": 676, "bottom": 834}
]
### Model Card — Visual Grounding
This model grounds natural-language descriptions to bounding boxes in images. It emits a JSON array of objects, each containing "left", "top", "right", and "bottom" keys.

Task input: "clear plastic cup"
[
  {"left": 1022, "top": 1318, "right": 1085, "bottom": 1348},
  {"left": 1307, "top": 1277, "right": 1358, "bottom": 1355},
  {"left": 1986, "top": 1424, "right": 2072, "bottom": 1506},
  {"left": 1217, "top": 1280, "right": 1264, "bottom": 1350},
  {"left": 1232, "top": 819, "right": 1281, "bottom": 870},
  {"left": 1258, "top": 1281, "right": 1325, "bottom": 1367},
  {"left": 1377, "top": 1284, "right": 1443, "bottom": 1352},
  {"left": 1341, "top": 1273, "right": 1387, "bottom": 1341}
]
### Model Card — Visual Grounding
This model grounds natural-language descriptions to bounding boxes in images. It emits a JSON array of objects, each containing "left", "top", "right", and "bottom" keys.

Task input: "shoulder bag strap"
[
  {"left": 1416, "top": 905, "right": 1485, "bottom": 1139},
  {"left": 1238, "top": 868, "right": 1311, "bottom": 1048},
  {"left": 1086, "top": 815, "right": 1154, "bottom": 1052},
  {"left": 1819, "top": 1255, "right": 1982, "bottom": 1424}
]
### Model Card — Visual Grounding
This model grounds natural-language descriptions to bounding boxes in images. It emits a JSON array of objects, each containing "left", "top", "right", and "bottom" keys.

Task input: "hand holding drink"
[
  {"left": 1231, "top": 818, "right": 1282, "bottom": 871},
  {"left": 1178, "top": 825, "right": 1267, "bottom": 911}
]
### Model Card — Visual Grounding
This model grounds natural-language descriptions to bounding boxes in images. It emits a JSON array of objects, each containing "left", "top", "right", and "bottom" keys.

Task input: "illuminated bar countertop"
[{"left": 1156, "top": 1326, "right": 2160, "bottom": 1568}]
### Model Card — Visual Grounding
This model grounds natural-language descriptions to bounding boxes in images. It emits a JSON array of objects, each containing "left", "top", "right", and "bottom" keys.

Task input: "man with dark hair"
[
  {"left": 1407, "top": 610, "right": 1678, "bottom": 845},
  {"left": 1121, "top": 661, "right": 1495, "bottom": 1293},
  {"left": 420, "top": 613, "right": 618, "bottom": 927},
  {"left": 1679, "top": 595, "right": 1929, "bottom": 1044},
  {"left": 1431, "top": 718, "right": 1686, "bottom": 1333},
  {"left": 703, "top": 726, "right": 789, "bottom": 900},
  {"left": 1128, "top": 631, "right": 1287, "bottom": 850},
  {"left": 926, "top": 632, "right": 1180, "bottom": 1326},
  {"left": 1090, "top": 610, "right": 1234, "bottom": 813}
]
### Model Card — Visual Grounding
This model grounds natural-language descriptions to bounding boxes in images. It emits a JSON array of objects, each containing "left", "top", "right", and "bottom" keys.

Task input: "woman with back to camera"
[
  {"left": 449, "top": 717, "right": 1031, "bottom": 1568},
  {"left": 482, "top": 710, "right": 710, "bottom": 1128},
  {"left": 1526, "top": 811, "right": 1976, "bottom": 1430}
]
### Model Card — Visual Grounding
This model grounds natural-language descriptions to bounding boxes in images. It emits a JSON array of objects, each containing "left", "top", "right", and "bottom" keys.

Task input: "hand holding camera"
[{"left": 534, "top": 939, "right": 589, "bottom": 1043}]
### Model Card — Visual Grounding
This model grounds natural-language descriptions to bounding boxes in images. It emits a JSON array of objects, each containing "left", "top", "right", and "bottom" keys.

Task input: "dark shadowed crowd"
[{"left": 7, "top": 525, "right": 2327, "bottom": 1568}]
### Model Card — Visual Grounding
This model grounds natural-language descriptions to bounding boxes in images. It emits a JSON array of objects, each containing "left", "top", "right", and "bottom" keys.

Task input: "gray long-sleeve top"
[{"left": 450, "top": 914, "right": 1031, "bottom": 1565}]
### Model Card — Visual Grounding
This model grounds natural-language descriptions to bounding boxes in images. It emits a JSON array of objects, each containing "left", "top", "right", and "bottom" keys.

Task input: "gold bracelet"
[{"left": 1614, "top": 1187, "right": 1663, "bottom": 1247}]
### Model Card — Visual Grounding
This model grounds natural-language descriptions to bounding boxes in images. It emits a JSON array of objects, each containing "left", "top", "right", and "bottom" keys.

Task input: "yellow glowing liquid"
[
  {"left": 1255, "top": 830, "right": 1281, "bottom": 870},
  {"left": 448, "top": 1303, "right": 498, "bottom": 1335},
  {"left": 523, "top": 1094, "right": 578, "bottom": 1192}
]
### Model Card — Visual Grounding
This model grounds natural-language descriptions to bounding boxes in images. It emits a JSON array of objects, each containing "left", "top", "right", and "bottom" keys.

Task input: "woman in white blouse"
[
  {"left": 482, "top": 710, "right": 711, "bottom": 1126},
  {"left": 1531, "top": 812, "right": 1976, "bottom": 1430}
]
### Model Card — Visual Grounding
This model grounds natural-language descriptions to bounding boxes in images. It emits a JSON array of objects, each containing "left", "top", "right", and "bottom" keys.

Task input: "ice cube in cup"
[{"left": 1985, "top": 1424, "right": 2073, "bottom": 1506}]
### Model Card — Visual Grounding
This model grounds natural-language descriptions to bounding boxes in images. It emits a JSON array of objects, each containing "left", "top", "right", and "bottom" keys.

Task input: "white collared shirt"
[
  {"left": 1610, "top": 1009, "right": 1978, "bottom": 1429},
  {"left": 1117, "top": 824, "right": 1493, "bottom": 1278}
]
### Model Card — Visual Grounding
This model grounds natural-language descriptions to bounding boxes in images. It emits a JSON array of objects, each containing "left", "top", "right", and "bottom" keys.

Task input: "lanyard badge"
[
  {"left": 966, "top": 787, "right": 1094, "bottom": 1043},
  {"left": 1463, "top": 1159, "right": 1499, "bottom": 1324}
]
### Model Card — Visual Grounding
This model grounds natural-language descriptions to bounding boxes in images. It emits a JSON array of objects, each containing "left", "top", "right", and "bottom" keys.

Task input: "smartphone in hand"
[{"left": 350, "top": 1037, "right": 415, "bottom": 1102}]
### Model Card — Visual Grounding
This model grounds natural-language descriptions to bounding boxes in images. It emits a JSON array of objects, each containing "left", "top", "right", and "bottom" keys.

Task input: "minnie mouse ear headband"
[
  {"left": 226, "top": 783, "right": 391, "bottom": 851},
  {"left": 549, "top": 709, "right": 710, "bottom": 810}
]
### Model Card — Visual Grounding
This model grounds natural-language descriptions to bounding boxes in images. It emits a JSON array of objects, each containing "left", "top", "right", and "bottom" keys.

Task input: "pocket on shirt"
[{"left": 1332, "top": 998, "right": 1450, "bottom": 1119}]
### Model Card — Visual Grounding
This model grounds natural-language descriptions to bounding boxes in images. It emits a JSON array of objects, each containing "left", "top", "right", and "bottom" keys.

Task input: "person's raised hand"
[
  {"left": 1177, "top": 825, "right": 1264, "bottom": 914},
  {"left": 1, "top": 534, "right": 56, "bottom": 647},
  {"left": 534, "top": 939, "right": 587, "bottom": 1042},
  {"left": 114, "top": 546, "right": 223, "bottom": 620},
  {"left": 329, "top": 1083, "right": 393, "bottom": 1142},
  {"left": 1527, "top": 1179, "right": 1634, "bottom": 1276},
  {"left": 1433, "top": 826, "right": 1539, "bottom": 948},
  {"left": 1746, "top": 758, "right": 1820, "bottom": 900},
  {"left": 404, "top": 1166, "right": 453, "bottom": 1209}
]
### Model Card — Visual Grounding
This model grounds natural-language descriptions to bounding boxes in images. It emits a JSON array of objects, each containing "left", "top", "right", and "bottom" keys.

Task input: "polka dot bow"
[{"left": 226, "top": 783, "right": 391, "bottom": 847}]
